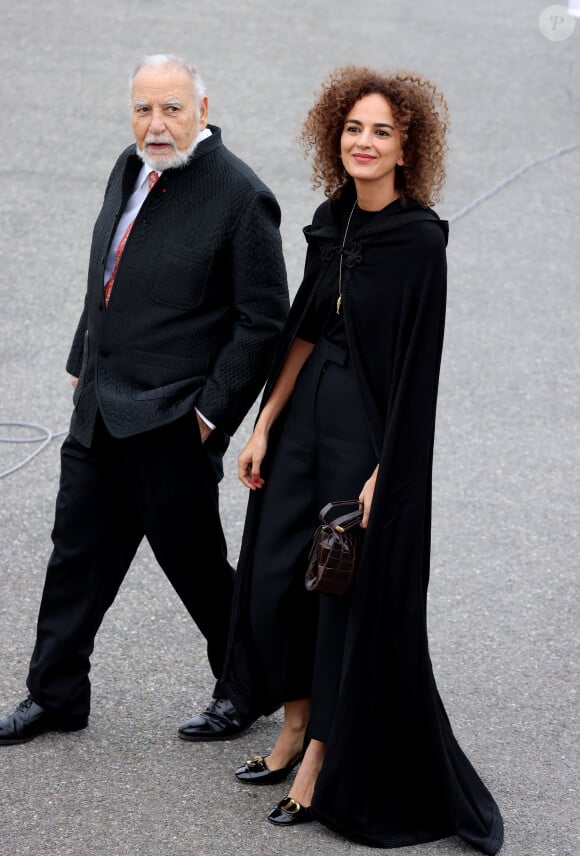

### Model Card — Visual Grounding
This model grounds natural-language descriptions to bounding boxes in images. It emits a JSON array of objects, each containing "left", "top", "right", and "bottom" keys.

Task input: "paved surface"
[{"left": 0, "top": 1, "right": 578, "bottom": 854}]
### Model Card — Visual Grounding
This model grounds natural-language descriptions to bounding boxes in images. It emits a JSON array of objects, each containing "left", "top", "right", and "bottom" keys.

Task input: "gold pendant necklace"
[{"left": 336, "top": 199, "right": 358, "bottom": 315}]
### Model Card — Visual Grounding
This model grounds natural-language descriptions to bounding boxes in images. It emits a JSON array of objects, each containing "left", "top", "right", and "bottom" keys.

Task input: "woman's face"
[{"left": 340, "top": 93, "right": 404, "bottom": 192}]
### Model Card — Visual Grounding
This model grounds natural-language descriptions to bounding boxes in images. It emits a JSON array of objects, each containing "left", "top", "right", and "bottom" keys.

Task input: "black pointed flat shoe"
[
  {"left": 267, "top": 796, "right": 314, "bottom": 825},
  {"left": 235, "top": 753, "right": 302, "bottom": 785}
]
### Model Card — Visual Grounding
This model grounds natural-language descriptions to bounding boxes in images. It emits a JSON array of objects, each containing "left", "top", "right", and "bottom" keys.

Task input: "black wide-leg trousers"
[
  {"left": 249, "top": 339, "right": 377, "bottom": 741},
  {"left": 27, "top": 412, "right": 234, "bottom": 718}
]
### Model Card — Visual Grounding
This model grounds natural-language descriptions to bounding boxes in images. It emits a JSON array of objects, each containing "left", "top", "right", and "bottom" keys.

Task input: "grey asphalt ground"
[{"left": 0, "top": 2, "right": 578, "bottom": 854}]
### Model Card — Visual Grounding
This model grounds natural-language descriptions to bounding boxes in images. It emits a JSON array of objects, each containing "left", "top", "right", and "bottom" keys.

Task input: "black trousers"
[
  {"left": 250, "top": 339, "right": 377, "bottom": 741},
  {"left": 27, "top": 412, "right": 234, "bottom": 717}
]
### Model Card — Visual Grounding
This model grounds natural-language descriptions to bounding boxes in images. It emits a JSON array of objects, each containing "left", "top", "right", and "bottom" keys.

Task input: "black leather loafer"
[
  {"left": 267, "top": 796, "right": 314, "bottom": 825},
  {"left": 178, "top": 698, "right": 258, "bottom": 742},
  {"left": 235, "top": 753, "right": 302, "bottom": 784},
  {"left": 0, "top": 696, "right": 88, "bottom": 745}
]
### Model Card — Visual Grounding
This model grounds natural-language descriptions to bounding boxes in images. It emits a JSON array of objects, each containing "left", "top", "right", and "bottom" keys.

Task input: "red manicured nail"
[{"left": 253, "top": 477, "right": 260, "bottom": 484}]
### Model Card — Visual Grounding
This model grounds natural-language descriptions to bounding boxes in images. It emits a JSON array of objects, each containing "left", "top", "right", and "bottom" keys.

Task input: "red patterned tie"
[{"left": 103, "top": 171, "right": 159, "bottom": 308}]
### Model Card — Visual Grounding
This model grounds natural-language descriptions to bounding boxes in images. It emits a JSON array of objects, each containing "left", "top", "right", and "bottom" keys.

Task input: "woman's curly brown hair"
[{"left": 300, "top": 65, "right": 449, "bottom": 206}]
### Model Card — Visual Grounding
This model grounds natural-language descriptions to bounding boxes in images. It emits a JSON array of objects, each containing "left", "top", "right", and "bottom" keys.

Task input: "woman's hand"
[
  {"left": 358, "top": 465, "right": 379, "bottom": 528},
  {"left": 236, "top": 338, "right": 314, "bottom": 491},
  {"left": 238, "top": 430, "right": 269, "bottom": 490}
]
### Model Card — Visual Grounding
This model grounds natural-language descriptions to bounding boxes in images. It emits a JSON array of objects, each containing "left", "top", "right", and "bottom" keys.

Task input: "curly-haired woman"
[{"left": 215, "top": 65, "right": 504, "bottom": 853}]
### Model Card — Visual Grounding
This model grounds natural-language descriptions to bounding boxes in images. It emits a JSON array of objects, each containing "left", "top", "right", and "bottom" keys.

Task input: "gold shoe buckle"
[{"left": 280, "top": 797, "right": 301, "bottom": 815}]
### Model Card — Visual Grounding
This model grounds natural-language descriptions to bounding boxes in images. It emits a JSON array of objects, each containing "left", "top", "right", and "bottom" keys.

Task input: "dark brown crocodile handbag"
[{"left": 305, "top": 500, "right": 363, "bottom": 596}]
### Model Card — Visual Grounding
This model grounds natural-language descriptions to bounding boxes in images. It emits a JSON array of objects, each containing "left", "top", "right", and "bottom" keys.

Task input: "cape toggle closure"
[{"left": 320, "top": 240, "right": 363, "bottom": 269}]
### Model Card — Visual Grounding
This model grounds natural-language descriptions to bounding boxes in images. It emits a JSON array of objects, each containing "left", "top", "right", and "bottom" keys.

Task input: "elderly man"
[{"left": 0, "top": 55, "right": 288, "bottom": 744}]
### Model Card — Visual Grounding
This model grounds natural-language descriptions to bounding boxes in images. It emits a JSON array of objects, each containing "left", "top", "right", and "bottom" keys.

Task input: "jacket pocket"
[
  {"left": 131, "top": 349, "right": 207, "bottom": 400},
  {"left": 150, "top": 240, "right": 212, "bottom": 310}
]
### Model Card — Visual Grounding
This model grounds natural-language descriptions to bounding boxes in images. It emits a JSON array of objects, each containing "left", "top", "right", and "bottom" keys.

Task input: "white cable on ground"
[
  {"left": 448, "top": 140, "right": 580, "bottom": 223},
  {"left": 1, "top": 137, "right": 578, "bottom": 479},
  {"left": 0, "top": 422, "right": 67, "bottom": 479}
]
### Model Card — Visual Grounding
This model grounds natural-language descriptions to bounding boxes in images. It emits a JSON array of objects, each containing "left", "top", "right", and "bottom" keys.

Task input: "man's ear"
[{"left": 198, "top": 96, "right": 209, "bottom": 129}]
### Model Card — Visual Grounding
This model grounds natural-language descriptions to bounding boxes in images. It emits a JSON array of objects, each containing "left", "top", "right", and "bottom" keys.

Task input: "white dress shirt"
[{"left": 103, "top": 164, "right": 160, "bottom": 283}]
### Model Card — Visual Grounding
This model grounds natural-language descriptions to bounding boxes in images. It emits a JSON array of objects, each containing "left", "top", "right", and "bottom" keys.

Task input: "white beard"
[{"left": 136, "top": 135, "right": 199, "bottom": 171}]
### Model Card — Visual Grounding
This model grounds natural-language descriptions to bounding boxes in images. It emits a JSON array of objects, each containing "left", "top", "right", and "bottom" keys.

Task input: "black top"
[{"left": 298, "top": 202, "right": 404, "bottom": 349}]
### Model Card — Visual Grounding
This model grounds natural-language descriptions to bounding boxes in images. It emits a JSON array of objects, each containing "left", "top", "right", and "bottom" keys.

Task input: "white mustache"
[{"left": 145, "top": 136, "right": 176, "bottom": 148}]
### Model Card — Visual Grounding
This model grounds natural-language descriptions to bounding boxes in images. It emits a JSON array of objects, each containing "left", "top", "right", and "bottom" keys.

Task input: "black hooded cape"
[{"left": 216, "top": 185, "right": 504, "bottom": 854}]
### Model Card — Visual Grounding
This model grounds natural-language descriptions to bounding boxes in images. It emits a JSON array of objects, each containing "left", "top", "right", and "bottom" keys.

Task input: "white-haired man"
[{"left": 0, "top": 55, "right": 288, "bottom": 744}]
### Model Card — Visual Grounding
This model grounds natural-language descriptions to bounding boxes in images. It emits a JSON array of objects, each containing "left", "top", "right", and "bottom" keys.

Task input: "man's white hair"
[{"left": 129, "top": 54, "right": 207, "bottom": 103}]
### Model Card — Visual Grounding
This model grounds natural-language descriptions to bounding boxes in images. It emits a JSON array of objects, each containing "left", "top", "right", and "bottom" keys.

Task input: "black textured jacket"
[{"left": 66, "top": 126, "right": 289, "bottom": 447}]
